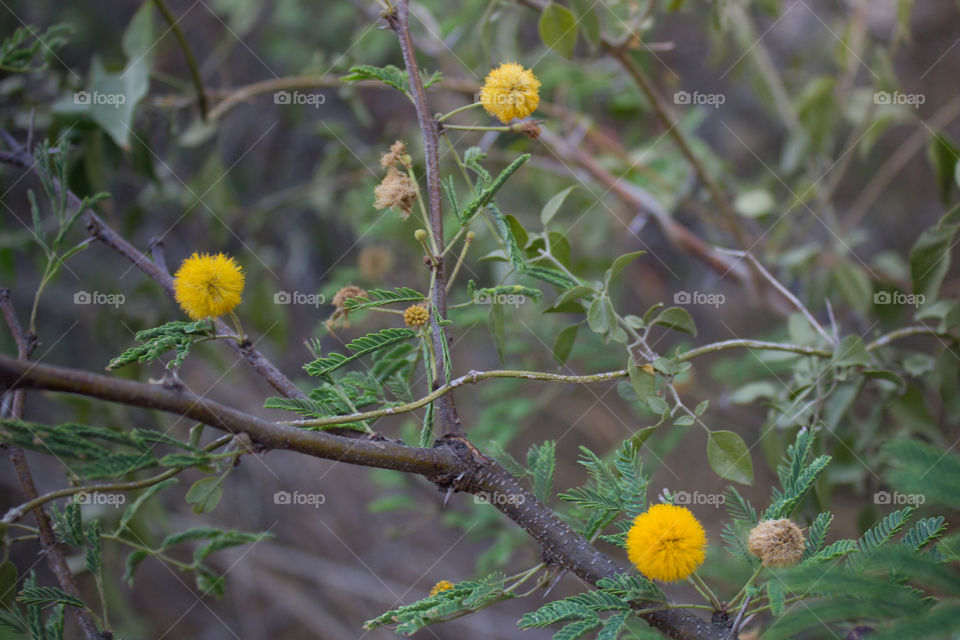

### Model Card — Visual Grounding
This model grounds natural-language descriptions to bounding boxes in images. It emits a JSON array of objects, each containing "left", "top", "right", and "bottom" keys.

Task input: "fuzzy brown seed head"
[
  {"left": 332, "top": 285, "right": 367, "bottom": 311},
  {"left": 374, "top": 166, "right": 417, "bottom": 219},
  {"left": 379, "top": 140, "right": 410, "bottom": 168},
  {"left": 747, "top": 519, "right": 805, "bottom": 568},
  {"left": 404, "top": 304, "right": 430, "bottom": 329}
]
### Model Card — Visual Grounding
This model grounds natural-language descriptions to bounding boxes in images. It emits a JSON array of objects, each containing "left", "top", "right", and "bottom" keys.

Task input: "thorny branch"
[{"left": 0, "top": 290, "right": 109, "bottom": 640}]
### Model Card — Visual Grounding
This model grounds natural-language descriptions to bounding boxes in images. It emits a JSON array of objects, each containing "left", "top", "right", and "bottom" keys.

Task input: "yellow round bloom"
[
  {"left": 173, "top": 252, "right": 245, "bottom": 320},
  {"left": 625, "top": 504, "right": 707, "bottom": 582},
  {"left": 479, "top": 62, "right": 540, "bottom": 123},
  {"left": 429, "top": 580, "right": 454, "bottom": 596}
]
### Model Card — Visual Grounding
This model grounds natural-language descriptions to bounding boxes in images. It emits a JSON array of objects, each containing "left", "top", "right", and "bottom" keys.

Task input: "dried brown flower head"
[
  {"left": 380, "top": 140, "right": 410, "bottom": 168},
  {"left": 374, "top": 166, "right": 417, "bottom": 219},
  {"left": 747, "top": 519, "right": 805, "bottom": 568}
]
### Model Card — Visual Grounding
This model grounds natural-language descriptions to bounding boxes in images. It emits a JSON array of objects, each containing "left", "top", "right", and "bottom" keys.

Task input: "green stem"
[
  {"left": 151, "top": 0, "right": 208, "bottom": 119},
  {"left": 688, "top": 572, "right": 723, "bottom": 611},
  {"left": 437, "top": 102, "right": 483, "bottom": 122},
  {"left": 442, "top": 124, "right": 511, "bottom": 132},
  {"left": 729, "top": 562, "right": 764, "bottom": 609}
]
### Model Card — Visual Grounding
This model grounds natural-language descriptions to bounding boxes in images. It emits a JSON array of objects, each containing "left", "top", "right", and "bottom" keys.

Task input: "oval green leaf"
[{"left": 707, "top": 430, "right": 753, "bottom": 485}]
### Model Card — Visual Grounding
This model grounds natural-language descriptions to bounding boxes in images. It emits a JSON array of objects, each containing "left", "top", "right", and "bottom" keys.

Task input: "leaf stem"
[{"left": 437, "top": 101, "right": 483, "bottom": 122}]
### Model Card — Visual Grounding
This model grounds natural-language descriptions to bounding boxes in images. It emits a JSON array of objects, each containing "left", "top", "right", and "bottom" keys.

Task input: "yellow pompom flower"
[
  {"left": 479, "top": 62, "right": 541, "bottom": 123},
  {"left": 625, "top": 504, "right": 707, "bottom": 582},
  {"left": 173, "top": 252, "right": 245, "bottom": 320},
  {"left": 429, "top": 580, "right": 454, "bottom": 596}
]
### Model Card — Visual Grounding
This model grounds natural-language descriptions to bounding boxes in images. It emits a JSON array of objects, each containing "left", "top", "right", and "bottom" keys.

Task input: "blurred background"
[{"left": 1, "top": 0, "right": 960, "bottom": 637}]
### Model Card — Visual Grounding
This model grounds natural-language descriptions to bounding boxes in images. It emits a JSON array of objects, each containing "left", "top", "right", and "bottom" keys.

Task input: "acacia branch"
[
  {"left": 283, "top": 339, "right": 835, "bottom": 428},
  {"left": 0, "top": 354, "right": 729, "bottom": 640},
  {"left": 0, "top": 136, "right": 304, "bottom": 400},
  {"left": 0, "top": 291, "right": 108, "bottom": 640},
  {"left": 385, "top": 1, "right": 463, "bottom": 437}
]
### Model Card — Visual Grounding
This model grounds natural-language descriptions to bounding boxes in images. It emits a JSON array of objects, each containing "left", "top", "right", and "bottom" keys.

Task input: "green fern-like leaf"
[
  {"left": 528, "top": 441, "right": 556, "bottom": 502},
  {"left": 84, "top": 520, "right": 102, "bottom": 577},
  {"left": 0, "top": 23, "right": 70, "bottom": 72},
  {"left": 803, "top": 512, "right": 833, "bottom": 559},
  {"left": 848, "top": 507, "right": 914, "bottom": 570},
  {"left": 341, "top": 287, "right": 425, "bottom": 311},
  {"left": 107, "top": 320, "right": 215, "bottom": 370},
  {"left": 17, "top": 587, "right": 86, "bottom": 610},
  {"left": 596, "top": 611, "right": 629, "bottom": 640},
  {"left": 801, "top": 539, "right": 858, "bottom": 565},
  {"left": 764, "top": 429, "right": 830, "bottom": 519},
  {"left": 900, "top": 516, "right": 947, "bottom": 551},
  {"left": 341, "top": 65, "right": 441, "bottom": 96},
  {"left": 365, "top": 574, "right": 511, "bottom": 633},
  {"left": 721, "top": 486, "right": 758, "bottom": 560},
  {"left": 303, "top": 328, "right": 417, "bottom": 377},
  {"left": 554, "top": 618, "right": 601, "bottom": 639},
  {"left": 459, "top": 155, "right": 530, "bottom": 224},
  {"left": 526, "top": 265, "right": 580, "bottom": 289},
  {"left": 596, "top": 573, "right": 664, "bottom": 603}
]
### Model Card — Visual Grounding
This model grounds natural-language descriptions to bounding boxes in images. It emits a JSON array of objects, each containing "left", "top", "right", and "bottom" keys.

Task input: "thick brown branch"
[
  {"left": 0, "top": 355, "right": 451, "bottom": 475},
  {"left": 0, "top": 354, "right": 730, "bottom": 640}
]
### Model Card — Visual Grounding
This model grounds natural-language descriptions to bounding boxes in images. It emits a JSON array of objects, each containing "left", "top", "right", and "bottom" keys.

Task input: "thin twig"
[
  {"left": 385, "top": 1, "right": 463, "bottom": 437},
  {"left": 0, "top": 135, "right": 304, "bottom": 399},
  {"left": 151, "top": 0, "right": 208, "bottom": 119},
  {"left": 717, "top": 248, "right": 835, "bottom": 345},
  {"left": 3, "top": 434, "right": 234, "bottom": 523}
]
